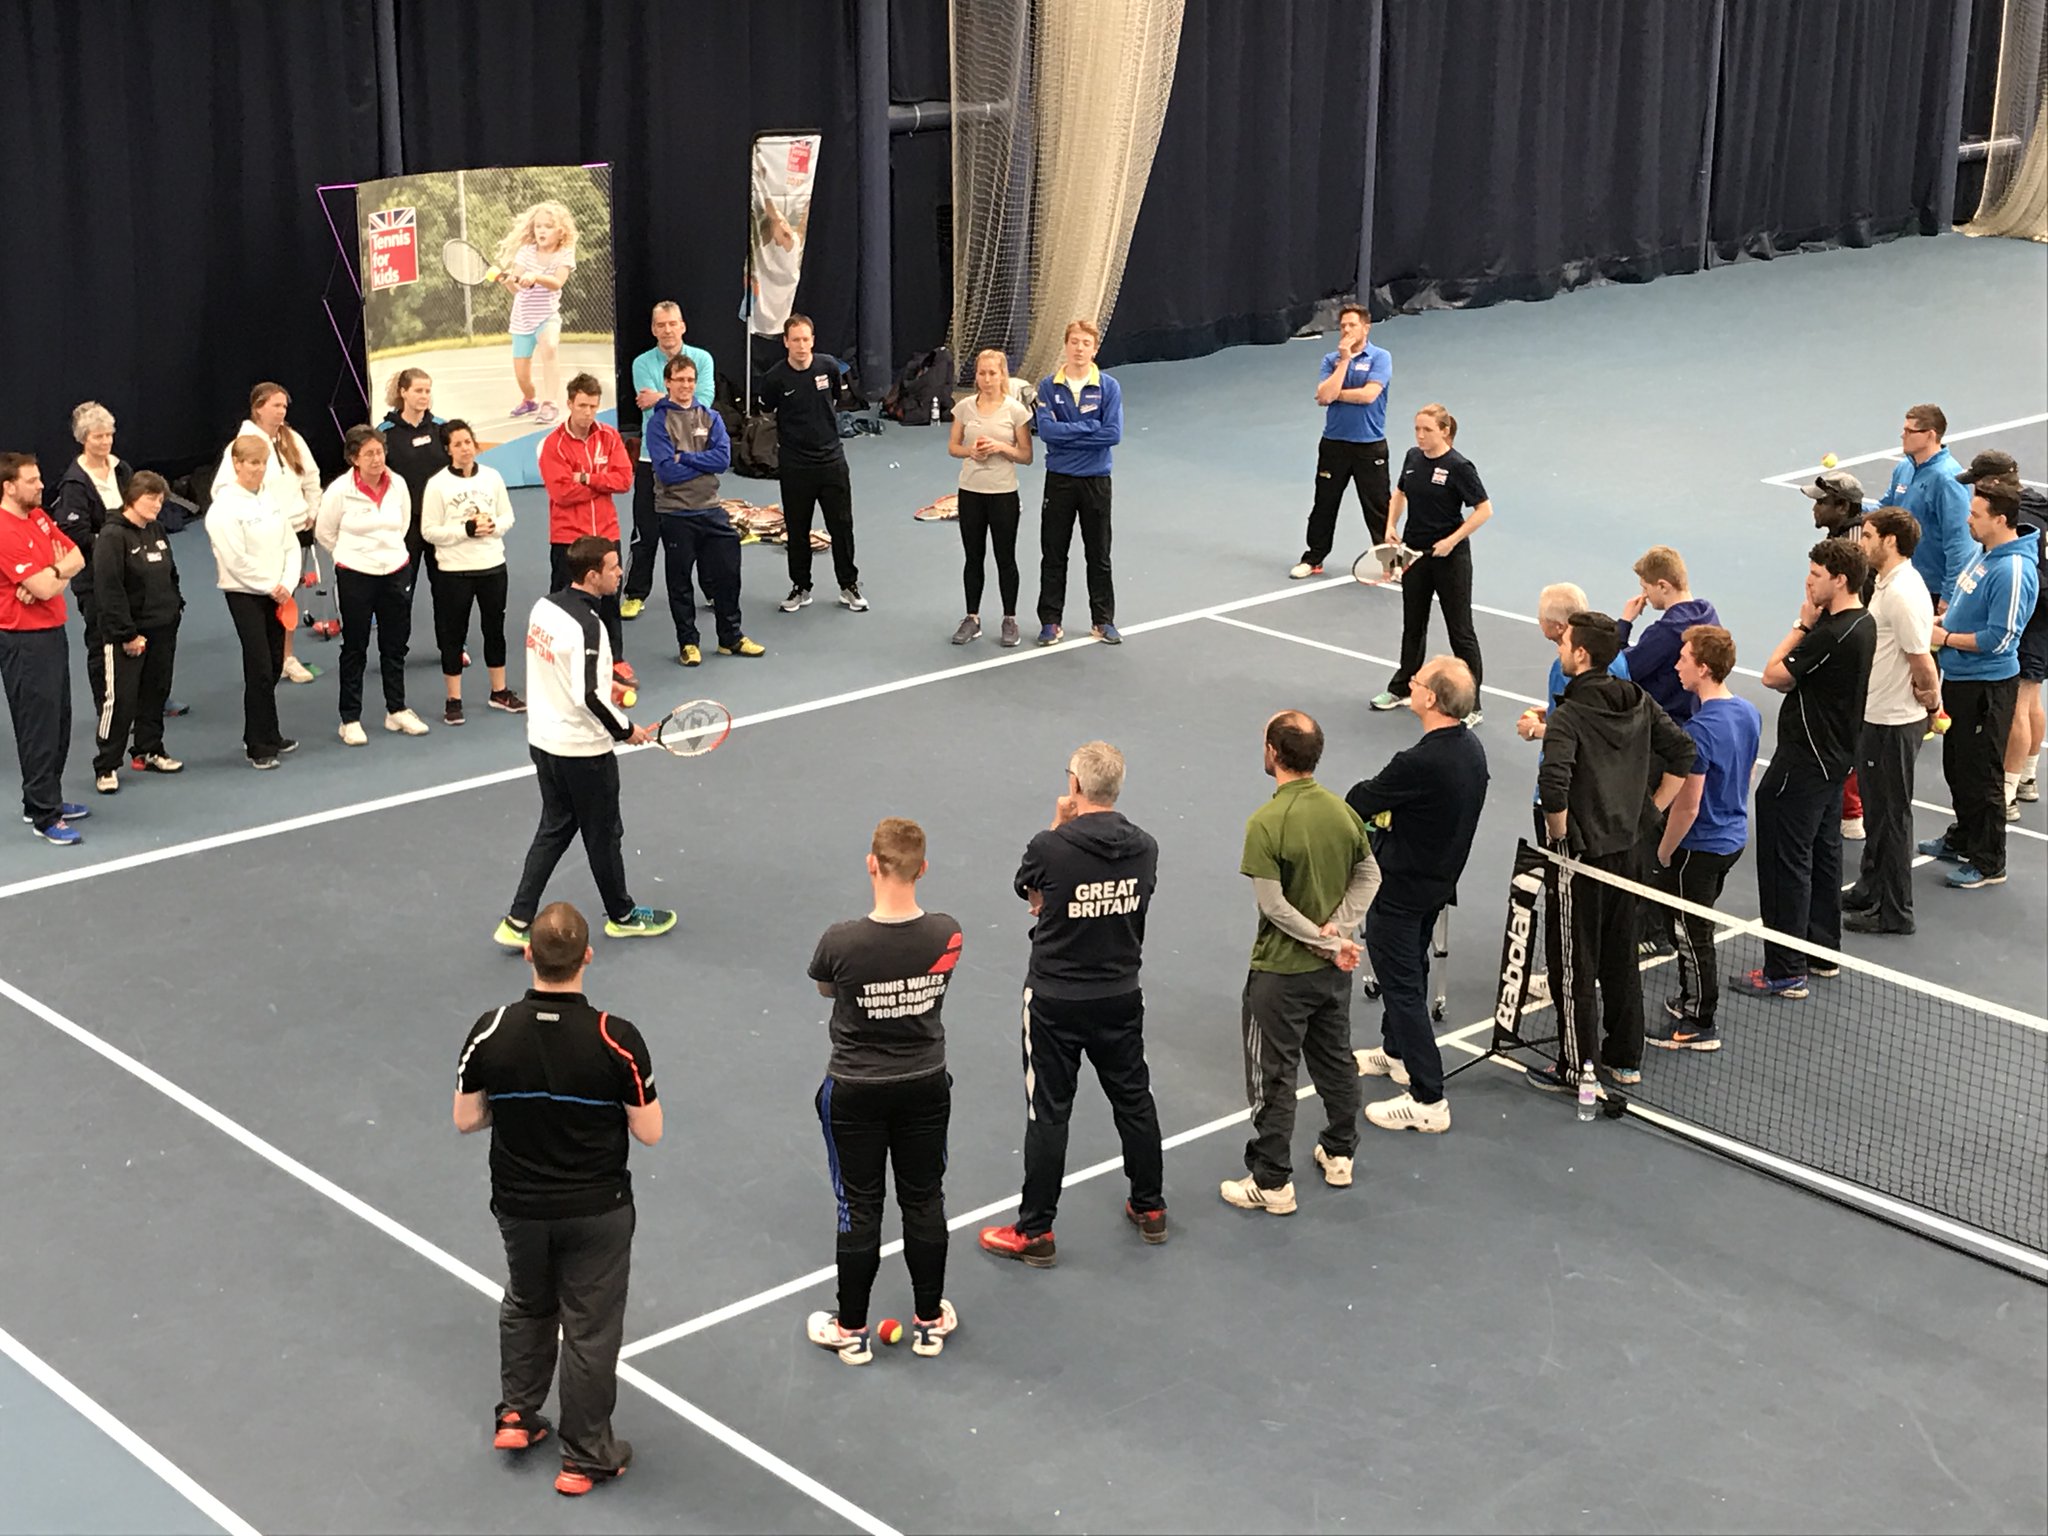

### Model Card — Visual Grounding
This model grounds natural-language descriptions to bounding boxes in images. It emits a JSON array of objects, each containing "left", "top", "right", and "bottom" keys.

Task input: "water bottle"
[
  {"left": 1576, "top": 1061, "right": 1597, "bottom": 1122},
  {"left": 929, "top": 395, "right": 940, "bottom": 425}
]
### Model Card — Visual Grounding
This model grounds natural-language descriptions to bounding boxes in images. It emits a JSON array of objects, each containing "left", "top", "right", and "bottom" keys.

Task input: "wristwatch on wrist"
[{"left": 1794, "top": 621, "right": 1811, "bottom": 633}]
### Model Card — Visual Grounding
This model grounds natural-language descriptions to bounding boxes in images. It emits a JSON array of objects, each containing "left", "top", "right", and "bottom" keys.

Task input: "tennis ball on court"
[
  {"left": 1821, "top": 453, "right": 1838, "bottom": 469},
  {"left": 877, "top": 1318, "right": 903, "bottom": 1345}
]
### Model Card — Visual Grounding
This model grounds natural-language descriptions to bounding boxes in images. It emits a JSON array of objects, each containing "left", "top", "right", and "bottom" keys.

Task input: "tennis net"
[{"left": 1480, "top": 841, "right": 2048, "bottom": 1278}]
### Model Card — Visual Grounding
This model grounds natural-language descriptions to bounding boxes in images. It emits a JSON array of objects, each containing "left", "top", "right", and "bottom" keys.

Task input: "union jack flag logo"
[{"left": 368, "top": 208, "right": 415, "bottom": 232}]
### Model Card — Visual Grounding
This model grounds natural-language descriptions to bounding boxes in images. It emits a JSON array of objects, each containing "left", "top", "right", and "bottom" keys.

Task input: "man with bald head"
[
  {"left": 1347, "top": 658, "right": 1488, "bottom": 1133},
  {"left": 1222, "top": 710, "right": 1378, "bottom": 1216}
]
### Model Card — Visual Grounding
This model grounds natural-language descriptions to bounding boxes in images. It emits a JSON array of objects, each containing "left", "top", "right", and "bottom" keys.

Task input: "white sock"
[
  {"left": 2027, "top": 753, "right": 2041, "bottom": 783},
  {"left": 2006, "top": 771, "right": 2022, "bottom": 806}
]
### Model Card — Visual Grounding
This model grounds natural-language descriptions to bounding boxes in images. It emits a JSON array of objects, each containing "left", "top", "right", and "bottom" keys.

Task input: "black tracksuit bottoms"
[
  {"left": 1547, "top": 846, "right": 1646, "bottom": 1073},
  {"left": 660, "top": 511, "right": 744, "bottom": 651},
  {"left": 92, "top": 624, "right": 178, "bottom": 773},
  {"left": 1754, "top": 758, "right": 1845, "bottom": 979},
  {"left": 1654, "top": 846, "right": 1741, "bottom": 1026},
  {"left": 1036, "top": 472, "right": 1114, "bottom": 628},
  {"left": 1388, "top": 540, "right": 1483, "bottom": 695},
  {"left": 1241, "top": 966, "right": 1358, "bottom": 1188},
  {"left": 625, "top": 460, "right": 663, "bottom": 602},
  {"left": 1853, "top": 719, "right": 1921, "bottom": 928},
  {"left": 0, "top": 627, "right": 72, "bottom": 828},
  {"left": 335, "top": 564, "right": 413, "bottom": 722},
  {"left": 432, "top": 565, "right": 508, "bottom": 677},
  {"left": 222, "top": 590, "right": 287, "bottom": 760},
  {"left": 1941, "top": 676, "right": 2019, "bottom": 880},
  {"left": 495, "top": 1202, "right": 635, "bottom": 1476},
  {"left": 509, "top": 747, "right": 634, "bottom": 925},
  {"left": 780, "top": 463, "right": 859, "bottom": 592},
  {"left": 1016, "top": 988, "right": 1164, "bottom": 1235},
  {"left": 815, "top": 1070, "right": 950, "bottom": 1327},
  {"left": 1300, "top": 436, "right": 1391, "bottom": 566},
  {"left": 1364, "top": 898, "right": 1447, "bottom": 1103}
]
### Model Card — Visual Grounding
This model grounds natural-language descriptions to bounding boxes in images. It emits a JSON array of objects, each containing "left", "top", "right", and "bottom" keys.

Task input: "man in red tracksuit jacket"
[{"left": 539, "top": 373, "right": 636, "bottom": 681}]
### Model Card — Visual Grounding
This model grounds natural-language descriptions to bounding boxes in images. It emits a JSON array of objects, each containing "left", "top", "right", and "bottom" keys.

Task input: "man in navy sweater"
[
  {"left": 1347, "top": 658, "right": 1488, "bottom": 1133},
  {"left": 1616, "top": 546, "right": 1719, "bottom": 723},
  {"left": 1034, "top": 320, "right": 1124, "bottom": 648}
]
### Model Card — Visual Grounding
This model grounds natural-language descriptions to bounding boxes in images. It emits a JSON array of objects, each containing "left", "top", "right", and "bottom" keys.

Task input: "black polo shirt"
[
  {"left": 756, "top": 355, "right": 848, "bottom": 470},
  {"left": 456, "top": 989, "right": 657, "bottom": 1220}
]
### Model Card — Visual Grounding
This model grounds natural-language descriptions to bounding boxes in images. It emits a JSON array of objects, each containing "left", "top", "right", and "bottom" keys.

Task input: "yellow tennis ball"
[
  {"left": 1931, "top": 710, "right": 1950, "bottom": 735},
  {"left": 1821, "top": 453, "right": 1838, "bottom": 469},
  {"left": 621, "top": 687, "right": 637, "bottom": 709}
]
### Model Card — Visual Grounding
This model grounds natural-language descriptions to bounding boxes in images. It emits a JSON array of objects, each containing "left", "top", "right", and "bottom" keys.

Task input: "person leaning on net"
[
  {"left": 1751, "top": 540, "right": 1875, "bottom": 996},
  {"left": 1923, "top": 477, "right": 2040, "bottom": 890},
  {"left": 1033, "top": 319, "right": 1123, "bottom": 647},
  {"left": 980, "top": 740, "right": 1165, "bottom": 1266},
  {"left": 1842, "top": 509, "right": 1937, "bottom": 936},
  {"left": 494, "top": 537, "right": 675, "bottom": 948},
  {"left": 1645, "top": 625, "right": 1760, "bottom": 1052},
  {"left": 804, "top": 818, "right": 962, "bottom": 1364},
  {"left": 1527, "top": 611, "right": 1695, "bottom": 1094},
  {"left": 88, "top": 471, "right": 185, "bottom": 794},
  {"left": 1291, "top": 301, "right": 1391, "bottom": 579},
  {"left": 1221, "top": 711, "right": 1378, "bottom": 1215},
  {"left": 455, "top": 901, "right": 660, "bottom": 1498},
  {"left": 1347, "top": 658, "right": 1487, "bottom": 1134}
]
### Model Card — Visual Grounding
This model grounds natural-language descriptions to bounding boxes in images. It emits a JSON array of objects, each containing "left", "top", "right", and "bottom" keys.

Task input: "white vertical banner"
[{"left": 747, "top": 133, "right": 824, "bottom": 338}]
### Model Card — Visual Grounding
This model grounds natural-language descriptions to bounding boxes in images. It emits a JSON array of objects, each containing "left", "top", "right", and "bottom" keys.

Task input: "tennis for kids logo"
[{"left": 366, "top": 208, "right": 419, "bottom": 292}]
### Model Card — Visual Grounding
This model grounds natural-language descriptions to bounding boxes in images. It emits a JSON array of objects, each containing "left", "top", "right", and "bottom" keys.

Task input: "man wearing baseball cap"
[
  {"left": 1800, "top": 468, "right": 1875, "bottom": 840},
  {"left": 1957, "top": 451, "right": 2046, "bottom": 818}
]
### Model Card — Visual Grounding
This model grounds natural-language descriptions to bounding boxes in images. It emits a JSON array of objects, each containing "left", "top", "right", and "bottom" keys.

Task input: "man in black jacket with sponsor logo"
[
  {"left": 980, "top": 739, "right": 1164, "bottom": 1265},
  {"left": 1529, "top": 611, "right": 1695, "bottom": 1096}
]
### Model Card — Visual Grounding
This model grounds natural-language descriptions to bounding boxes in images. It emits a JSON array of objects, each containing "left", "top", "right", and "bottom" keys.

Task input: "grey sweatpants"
[
  {"left": 1241, "top": 966, "right": 1359, "bottom": 1188},
  {"left": 496, "top": 1202, "right": 635, "bottom": 1473}
]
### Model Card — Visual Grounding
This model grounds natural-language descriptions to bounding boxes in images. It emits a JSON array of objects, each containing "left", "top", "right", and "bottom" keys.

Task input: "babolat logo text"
[
  {"left": 1068, "top": 878, "right": 1142, "bottom": 918},
  {"left": 1494, "top": 871, "right": 1544, "bottom": 1034}
]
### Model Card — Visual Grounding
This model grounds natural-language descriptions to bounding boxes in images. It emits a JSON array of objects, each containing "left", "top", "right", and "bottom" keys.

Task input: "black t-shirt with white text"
[
  {"left": 756, "top": 356, "right": 848, "bottom": 470},
  {"left": 1397, "top": 447, "right": 1488, "bottom": 547},
  {"left": 1776, "top": 606, "right": 1877, "bottom": 780},
  {"left": 456, "top": 990, "right": 657, "bottom": 1220},
  {"left": 809, "top": 912, "right": 962, "bottom": 1082}
]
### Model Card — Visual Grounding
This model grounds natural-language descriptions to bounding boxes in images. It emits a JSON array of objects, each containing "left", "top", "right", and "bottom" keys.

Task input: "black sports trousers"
[{"left": 815, "top": 1070, "right": 949, "bottom": 1327}]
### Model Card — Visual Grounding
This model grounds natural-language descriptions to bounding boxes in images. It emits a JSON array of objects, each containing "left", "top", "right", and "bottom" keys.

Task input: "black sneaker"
[
  {"left": 1809, "top": 961, "right": 1842, "bottom": 979},
  {"left": 277, "top": 738, "right": 300, "bottom": 755},
  {"left": 249, "top": 754, "right": 280, "bottom": 771},
  {"left": 1843, "top": 910, "right": 1915, "bottom": 935},
  {"left": 1124, "top": 1202, "right": 1168, "bottom": 1244},
  {"left": 1647, "top": 1018, "right": 1721, "bottom": 1051},
  {"left": 488, "top": 688, "right": 527, "bottom": 713},
  {"left": 1636, "top": 935, "right": 1674, "bottom": 960},
  {"left": 444, "top": 698, "right": 465, "bottom": 726}
]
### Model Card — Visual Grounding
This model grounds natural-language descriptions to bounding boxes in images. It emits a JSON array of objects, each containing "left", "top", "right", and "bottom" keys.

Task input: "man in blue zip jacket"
[
  {"left": 624, "top": 301, "right": 716, "bottom": 619},
  {"left": 647, "top": 357, "right": 759, "bottom": 666},
  {"left": 1033, "top": 319, "right": 1124, "bottom": 648},
  {"left": 1924, "top": 477, "right": 2041, "bottom": 889},
  {"left": 1879, "top": 403, "right": 1974, "bottom": 609}
]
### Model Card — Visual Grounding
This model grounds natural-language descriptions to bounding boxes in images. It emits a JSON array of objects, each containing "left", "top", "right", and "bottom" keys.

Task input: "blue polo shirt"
[
  {"left": 1879, "top": 446, "right": 1973, "bottom": 604},
  {"left": 1679, "top": 694, "right": 1762, "bottom": 855},
  {"left": 1320, "top": 344, "right": 1392, "bottom": 443},
  {"left": 1532, "top": 651, "right": 1629, "bottom": 803}
]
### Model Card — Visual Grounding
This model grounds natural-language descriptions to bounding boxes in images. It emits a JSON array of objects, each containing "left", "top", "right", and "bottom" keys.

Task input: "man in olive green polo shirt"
[{"left": 1222, "top": 710, "right": 1379, "bottom": 1215}]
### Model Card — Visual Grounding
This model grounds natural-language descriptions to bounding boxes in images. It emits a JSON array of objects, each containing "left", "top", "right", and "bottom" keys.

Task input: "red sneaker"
[
  {"left": 978, "top": 1223, "right": 1056, "bottom": 1268},
  {"left": 491, "top": 1409, "right": 552, "bottom": 1451},
  {"left": 1124, "top": 1202, "right": 1169, "bottom": 1244},
  {"left": 555, "top": 1441, "right": 632, "bottom": 1496}
]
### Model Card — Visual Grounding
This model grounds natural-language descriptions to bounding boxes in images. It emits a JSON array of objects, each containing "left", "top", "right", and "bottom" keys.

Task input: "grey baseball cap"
[{"left": 1801, "top": 468, "right": 1865, "bottom": 503}]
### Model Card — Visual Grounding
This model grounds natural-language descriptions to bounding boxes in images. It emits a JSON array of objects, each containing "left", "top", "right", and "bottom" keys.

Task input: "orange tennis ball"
[{"left": 876, "top": 1318, "right": 903, "bottom": 1345}]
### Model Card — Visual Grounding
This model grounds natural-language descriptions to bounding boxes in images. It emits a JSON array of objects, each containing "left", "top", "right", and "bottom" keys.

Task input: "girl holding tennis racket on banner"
[
  {"left": 1369, "top": 404, "right": 1492, "bottom": 724},
  {"left": 495, "top": 201, "right": 579, "bottom": 426}
]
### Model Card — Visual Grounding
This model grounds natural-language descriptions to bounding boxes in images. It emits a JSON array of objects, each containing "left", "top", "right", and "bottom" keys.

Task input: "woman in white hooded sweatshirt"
[
  {"left": 316, "top": 424, "right": 425, "bottom": 745},
  {"left": 215, "top": 382, "right": 324, "bottom": 684},
  {"left": 206, "top": 435, "right": 301, "bottom": 768},
  {"left": 419, "top": 418, "right": 523, "bottom": 725}
]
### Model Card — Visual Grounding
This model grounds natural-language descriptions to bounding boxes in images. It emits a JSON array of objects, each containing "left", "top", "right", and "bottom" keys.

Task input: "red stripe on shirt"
[{"left": 597, "top": 1011, "right": 647, "bottom": 1105}]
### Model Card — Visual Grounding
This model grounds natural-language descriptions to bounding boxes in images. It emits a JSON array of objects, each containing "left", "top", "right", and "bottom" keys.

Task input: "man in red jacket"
[{"left": 540, "top": 374, "right": 635, "bottom": 682}]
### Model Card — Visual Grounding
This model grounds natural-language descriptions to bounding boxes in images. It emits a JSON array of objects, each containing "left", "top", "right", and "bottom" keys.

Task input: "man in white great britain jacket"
[
  {"left": 493, "top": 536, "right": 677, "bottom": 946},
  {"left": 206, "top": 436, "right": 302, "bottom": 768},
  {"left": 420, "top": 419, "right": 524, "bottom": 726},
  {"left": 315, "top": 425, "right": 425, "bottom": 744}
]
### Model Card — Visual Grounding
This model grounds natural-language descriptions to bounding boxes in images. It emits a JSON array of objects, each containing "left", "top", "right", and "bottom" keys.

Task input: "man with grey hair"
[
  {"left": 1347, "top": 657, "right": 1489, "bottom": 1133},
  {"left": 981, "top": 740, "right": 1165, "bottom": 1265}
]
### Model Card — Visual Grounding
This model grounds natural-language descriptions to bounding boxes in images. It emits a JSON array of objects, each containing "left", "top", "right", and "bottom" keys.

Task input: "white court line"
[
  {"left": 1204, "top": 614, "right": 1547, "bottom": 709},
  {"left": 620, "top": 1015, "right": 1497, "bottom": 1362},
  {"left": 0, "top": 974, "right": 901, "bottom": 1536},
  {"left": 0, "top": 574, "right": 1353, "bottom": 908},
  {"left": 0, "top": 1321, "right": 261, "bottom": 1536},
  {"left": 1758, "top": 412, "right": 2048, "bottom": 487}
]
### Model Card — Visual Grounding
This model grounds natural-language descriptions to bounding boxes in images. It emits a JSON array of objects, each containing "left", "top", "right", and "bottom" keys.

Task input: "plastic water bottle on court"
[
  {"left": 1577, "top": 1062, "right": 1597, "bottom": 1122},
  {"left": 929, "top": 395, "right": 940, "bottom": 424}
]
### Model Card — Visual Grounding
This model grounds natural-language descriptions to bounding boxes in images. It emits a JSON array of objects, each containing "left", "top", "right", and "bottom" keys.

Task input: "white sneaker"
[
  {"left": 1288, "top": 561, "right": 1321, "bottom": 580},
  {"left": 1840, "top": 816, "right": 1865, "bottom": 840},
  {"left": 338, "top": 720, "right": 369, "bottom": 747},
  {"left": 280, "top": 656, "right": 317, "bottom": 684},
  {"left": 910, "top": 1298, "right": 958, "bottom": 1357},
  {"left": 1354, "top": 1046, "right": 1411, "bottom": 1085},
  {"left": 1366, "top": 1092, "right": 1452, "bottom": 1134},
  {"left": 1311, "top": 1144, "right": 1354, "bottom": 1187},
  {"left": 384, "top": 709, "right": 430, "bottom": 736},
  {"left": 803, "top": 1312, "right": 872, "bottom": 1366},
  {"left": 94, "top": 771, "right": 119, "bottom": 794},
  {"left": 1219, "top": 1175, "right": 1297, "bottom": 1215},
  {"left": 1525, "top": 974, "right": 1552, "bottom": 1006},
  {"left": 839, "top": 585, "right": 869, "bottom": 612}
]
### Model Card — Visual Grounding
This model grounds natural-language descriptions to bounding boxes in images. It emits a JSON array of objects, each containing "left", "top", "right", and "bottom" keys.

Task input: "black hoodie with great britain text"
[{"left": 1013, "top": 811, "right": 1160, "bottom": 1000}]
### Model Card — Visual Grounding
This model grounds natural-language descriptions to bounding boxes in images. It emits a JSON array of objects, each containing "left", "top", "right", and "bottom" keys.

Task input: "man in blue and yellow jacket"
[{"left": 1033, "top": 320, "right": 1124, "bottom": 648}]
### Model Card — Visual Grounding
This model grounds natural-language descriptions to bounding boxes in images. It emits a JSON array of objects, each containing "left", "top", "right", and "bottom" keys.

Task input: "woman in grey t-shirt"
[{"left": 946, "top": 349, "right": 1034, "bottom": 647}]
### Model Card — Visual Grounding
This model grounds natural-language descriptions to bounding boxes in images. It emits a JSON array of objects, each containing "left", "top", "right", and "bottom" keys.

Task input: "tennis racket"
[
  {"left": 655, "top": 698, "right": 733, "bottom": 758},
  {"left": 442, "top": 238, "right": 504, "bottom": 288},
  {"left": 1352, "top": 540, "right": 1424, "bottom": 586}
]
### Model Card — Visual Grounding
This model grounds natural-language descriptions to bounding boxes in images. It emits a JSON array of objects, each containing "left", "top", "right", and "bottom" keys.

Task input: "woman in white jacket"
[
  {"left": 205, "top": 436, "right": 301, "bottom": 768},
  {"left": 215, "top": 382, "right": 324, "bottom": 684},
  {"left": 420, "top": 419, "right": 524, "bottom": 725},
  {"left": 315, "top": 425, "right": 425, "bottom": 744}
]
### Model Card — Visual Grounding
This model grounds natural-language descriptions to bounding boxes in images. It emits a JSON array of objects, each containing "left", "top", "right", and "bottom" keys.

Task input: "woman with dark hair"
[
  {"left": 316, "top": 424, "right": 426, "bottom": 745},
  {"left": 421, "top": 419, "right": 523, "bottom": 725},
  {"left": 216, "top": 382, "right": 325, "bottom": 685},
  {"left": 89, "top": 471, "right": 185, "bottom": 791},
  {"left": 51, "top": 401, "right": 133, "bottom": 716},
  {"left": 380, "top": 368, "right": 451, "bottom": 616},
  {"left": 1371, "top": 404, "right": 1492, "bottom": 726}
]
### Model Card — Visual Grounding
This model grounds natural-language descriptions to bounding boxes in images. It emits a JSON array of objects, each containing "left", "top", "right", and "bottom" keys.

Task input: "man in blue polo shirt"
[
  {"left": 1879, "top": 403, "right": 1974, "bottom": 608},
  {"left": 1292, "top": 303, "right": 1392, "bottom": 579},
  {"left": 623, "top": 302, "right": 715, "bottom": 620}
]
